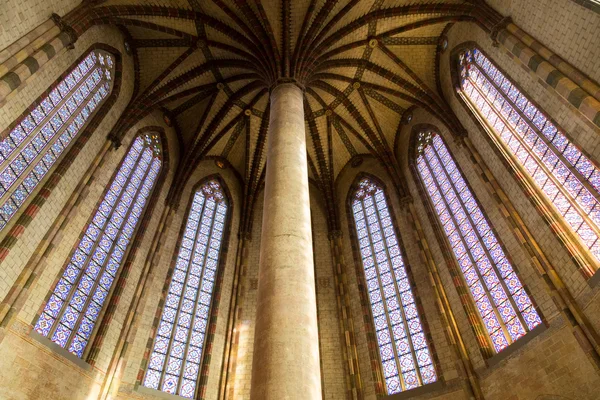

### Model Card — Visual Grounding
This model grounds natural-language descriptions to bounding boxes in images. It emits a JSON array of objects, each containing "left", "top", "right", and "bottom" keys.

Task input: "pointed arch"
[
  {"left": 33, "top": 131, "right": 163, "bottom": 357},
  {"left": 346, "top": 172, "right": 438, "bottom": 395},
  {"left": 409, "top": 125, "right": 542, "bottom": 357},
  {"left": 142, "top": 174, "right": 233, "bottom": 399},
  {"left": 0, "top": 46, "right": 119, "bottom": 233},
  {"left": 451, "top": 42, "right": 600, "bottom": 280}
]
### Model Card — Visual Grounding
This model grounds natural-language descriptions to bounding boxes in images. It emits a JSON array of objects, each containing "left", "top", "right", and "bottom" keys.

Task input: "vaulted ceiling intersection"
[{"left": 69, "top": 0, "right": 502, "bottom": 232}]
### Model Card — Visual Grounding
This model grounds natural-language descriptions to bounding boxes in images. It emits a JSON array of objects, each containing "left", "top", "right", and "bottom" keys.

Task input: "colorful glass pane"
[
  {"left": 460, "top": 48, "right": 600, "bottom": 275},
  {"left": 143, "top": 180, "right": 227, "bottom": 398},
  {"left": 0, "top": 50, "right": 115, "bottom": 231},
  {"left": 416, "top": 131, "right": 541, "bottom": 353},
  {"left": 34, "top": 133, "right": 161, "bottom": 357},
  {"left": 352, "top": 178, "right": 436, "bottom": 394}
]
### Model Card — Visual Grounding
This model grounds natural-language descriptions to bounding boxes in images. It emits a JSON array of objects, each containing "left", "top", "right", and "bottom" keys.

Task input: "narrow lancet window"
[
  {"left": 0, "top": 50, "right": 115, "bottom": 231},
  {"left": 143, "top": 180, "right": 228, "bottom": 398},
  {"left": 459, "top": 47, "right": 600, "bottom": 277},
  {"left": 416, "top": 131, "right": 542, "bottom": 353},
  {"left": 351, "top": 178, "right": 436, "bottom": 394},
  {"left": 34, "top": 133, "right": 161, "bottom": 357}
]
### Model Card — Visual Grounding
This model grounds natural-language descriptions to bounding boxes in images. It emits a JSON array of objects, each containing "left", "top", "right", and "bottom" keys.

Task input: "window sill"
[
  {"left": 135, "top": 385, "right": 189, "bottom": 400},
  {"left": 485, "top": 322, "right": 547, "bottom": 368},
  {"left": 383, "top": 380, "right": 444, "bottom": 400},
  {"left": 29, "top": 330, "right": 93, "bottom": 372}
]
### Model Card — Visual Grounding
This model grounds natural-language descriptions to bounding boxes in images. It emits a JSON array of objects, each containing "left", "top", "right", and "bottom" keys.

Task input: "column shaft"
[{"left": 251, "top": 83, "right": 321, "bottom": 399}]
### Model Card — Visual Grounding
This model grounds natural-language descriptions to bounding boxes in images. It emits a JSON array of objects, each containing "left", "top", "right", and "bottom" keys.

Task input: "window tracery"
[
  {"left": 416, "top": 131, "right": 541, "bottom": 353},
  {"left": 143, "top": 179, "right": 227, "bottom": 398},
  {"left": 34, "top": 133, "right": 161, "bottom": 357},
  {"left": 0, "top": 50, "right": 115, "bottom": 231},
  {"left": 351, "top": 178, "right": 436, "bottom": 394},
  {"left": 459, "top": 47, "right": 600, "bottom": 277}
]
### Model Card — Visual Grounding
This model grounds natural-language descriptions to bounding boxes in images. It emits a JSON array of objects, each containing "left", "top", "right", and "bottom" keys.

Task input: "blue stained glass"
[
  {"left": 0, "top": 50, "right": 115, "bottom": 233},
  {"left": 144, "top": 180, "right": 227, "bottom": 396},
  {"left": 351, "top": 178, "right": 435, "bottom": 393},
  {"left": 35, "top": 133, "right": 160, "bottom": 356},
  {"left": 417, "top": 129, "right": 540, "bottom": 354},
  {"left": 461, "top": 48, "right": 600, "bottom": 275}
]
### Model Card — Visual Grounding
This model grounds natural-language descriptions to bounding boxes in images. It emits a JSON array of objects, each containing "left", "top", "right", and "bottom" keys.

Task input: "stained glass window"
[
  {"left": 351, "top": 178, "right": 436, "bottom": 394},
  {"left": 34, "top": 133, "right": 161, "bottom": 357},
  {"left": 416, "top": 131, "right": 542, "bottom": 353},
  {"left": 0, "top": 50, "right": 115, "bottom": 232},
  {"left": 143, "top": 180, "right": 227, "bottom": 398},
  {"left": 459, "top": 47, "right": 600, "bottom": 277}
]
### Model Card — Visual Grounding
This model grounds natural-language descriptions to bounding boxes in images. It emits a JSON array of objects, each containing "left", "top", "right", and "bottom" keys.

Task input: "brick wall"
[
  {"left": 486, "top": 0, "right": 600, "bottom": 83},
  {"left": 310, "top": 184, "right": 347, "bottom": 400},
  {"left": 0, "top": 0, "right": 80, "bottom": 51}
]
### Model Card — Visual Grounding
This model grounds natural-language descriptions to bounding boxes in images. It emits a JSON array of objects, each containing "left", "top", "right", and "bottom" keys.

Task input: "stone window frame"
[
  {"left": 0, "top": 43, "right": 123, "bottom": 258},
  {"left": 137, "top": 174, "right": 234, "bottom": 400},
  {"left": 449, "top": 41, "right": 600, "bottom": 285},
  {"left": 408, "top": 123, "right": 545, "bottom": 363},
  {"left": 345, "top": 171, "right": 442, "bottom": 398},
  {"left": 30, "top": 126, "right": 170, "bottom": 365}
]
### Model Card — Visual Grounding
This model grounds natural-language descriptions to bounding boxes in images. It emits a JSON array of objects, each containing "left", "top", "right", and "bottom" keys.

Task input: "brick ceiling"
[{"left": 76, "top": 0, "right": 495, "bottom": 230}]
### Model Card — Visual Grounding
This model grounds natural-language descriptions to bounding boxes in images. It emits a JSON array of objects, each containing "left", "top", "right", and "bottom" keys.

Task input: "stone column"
[{"left": 250, "top": 83, "right": 321, "bottom": 399}]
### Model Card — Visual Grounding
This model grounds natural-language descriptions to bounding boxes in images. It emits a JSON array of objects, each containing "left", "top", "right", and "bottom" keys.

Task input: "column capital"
[
  {"left": 107, "top": 133, "right": 121, "bottom": 149},
  {"left": 328, "top": 230, "right": 343, "bottom": 240},
  {"left": 490, "top": 16, "right": 513, "bottom": 47},
  {"left": 51, "top": 13, "right": 78, "bottom": 49},
  {"left": 269, "top": 78, "right": 305, "bottom": 94},
  {"left": 238, "top": 230, "right": 252, "bottom": 241},
  {"left": 398, "top": 196, "right": 414, "bottom": 209}
]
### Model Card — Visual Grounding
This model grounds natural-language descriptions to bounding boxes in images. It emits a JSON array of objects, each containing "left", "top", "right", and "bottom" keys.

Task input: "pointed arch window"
[
  {"left": 34, "top": 133, "right": 161, "bottom": 357},
  {"left": 416, "top": 131, "right": 542, "bottom": 353},
  {"left": 143, "top": 180, "right": 228, "bottom": 398},
  {"left": 458, "top": 47, "right": 600, "bottom": 277},
  {"left": 0, "top": 50, "right": 115, "bottom": 231},
  {"left": 351, "top": 178, "right": 436, "bottom": 394}
]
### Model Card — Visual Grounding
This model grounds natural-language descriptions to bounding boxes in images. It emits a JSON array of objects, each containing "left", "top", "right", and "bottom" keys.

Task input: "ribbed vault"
[{"left": 63, "top": 0, "right": 504, "bottom": 232}]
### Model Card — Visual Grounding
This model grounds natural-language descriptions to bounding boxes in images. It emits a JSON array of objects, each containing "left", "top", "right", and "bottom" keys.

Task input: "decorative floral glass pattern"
[
  {"left": 0, "top": 50, "right": 114, "bottom": 231},
  {"left": 34, "top": 133, "right": 161, "bottom": 357},
  {"left": 459, "top": 48, "right": 600, "bottom": 276},
  {"left": 143, "top": 180, "right": 227, "bottom": 398},
  {"left": 352, "top": 178, "right": 436, "bottom": 394},
  {"left": 416, "top": 131, "right": 541, "bottom": 353}
]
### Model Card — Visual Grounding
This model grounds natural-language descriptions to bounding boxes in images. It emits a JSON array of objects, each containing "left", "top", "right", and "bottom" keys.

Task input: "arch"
[
  {"left": 33, "top": 130, "right": 163, "bottom": 358},
  {"left": 84, "top": 125, "right": 173, "bottom": 361},
  {"left": 409, "top": 125, "right": 542, "bottom": 357},
  {"left": 0, "top": 44, "right": 121, "bottom": 233},
  {"left": 142, "top": 174, "right": 233, "bottom": 398},
  {"left": 345, "top": 172, "right": 439, "bottom": 395},
  {"left": 451, "top": 42, "right": 600, "bottom": 280}
]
